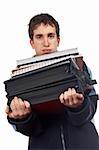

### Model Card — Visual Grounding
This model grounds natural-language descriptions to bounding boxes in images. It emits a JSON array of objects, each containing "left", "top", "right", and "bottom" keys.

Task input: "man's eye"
[
  {"left": 49, "top": 34, "right": 55, "bottom": 38},
  {"left": 36, "top": 35, "right": 42, "bottom": 39}
]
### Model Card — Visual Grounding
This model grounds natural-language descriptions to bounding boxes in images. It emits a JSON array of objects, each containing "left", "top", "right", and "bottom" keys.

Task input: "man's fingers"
[
  {"left": 59, "top": 88, "right": 84, "bottom": 108},
  {"left": 5, "top": 106, "right": 10, "bottom": 114},
  {"left": 59, "top": 93, "right": 64, "bottom": 103},
  {"left": 24, "top": 101, "right": 31, "bottom": 108}
]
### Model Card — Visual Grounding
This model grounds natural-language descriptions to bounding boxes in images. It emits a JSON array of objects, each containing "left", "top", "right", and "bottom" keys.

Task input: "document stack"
[{"left": 4, "top": 48, "right": 98, "bottom": 114}]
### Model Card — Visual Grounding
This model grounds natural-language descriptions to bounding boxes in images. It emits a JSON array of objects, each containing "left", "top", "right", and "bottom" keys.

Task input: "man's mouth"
[{"left": 42, "top": 49, "right": 52, "bottom": 54}]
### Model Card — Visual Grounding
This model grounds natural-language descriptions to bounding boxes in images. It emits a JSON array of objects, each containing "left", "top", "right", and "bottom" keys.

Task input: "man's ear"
[
  {"left": 30, "top": 39, "right": 35, "bottom": 49},
  {"left": 57, "top": 37, "right": 60, "bottom": 46}
]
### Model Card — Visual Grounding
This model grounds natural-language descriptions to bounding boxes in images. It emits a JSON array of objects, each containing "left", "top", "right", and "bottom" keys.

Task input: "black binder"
[{"left": 4, "top": 58, "right": 97, "bottom": 108}]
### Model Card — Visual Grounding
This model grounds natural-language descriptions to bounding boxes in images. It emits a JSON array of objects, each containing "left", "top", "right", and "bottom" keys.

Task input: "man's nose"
[{"left": 43, "top": 37, "right": 49, "bottom": 46}]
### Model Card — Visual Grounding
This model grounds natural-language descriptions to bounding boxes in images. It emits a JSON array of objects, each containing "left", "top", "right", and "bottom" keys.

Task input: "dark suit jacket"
[{"left": 8, "top": 89, "right": 99, "bottom": 150}]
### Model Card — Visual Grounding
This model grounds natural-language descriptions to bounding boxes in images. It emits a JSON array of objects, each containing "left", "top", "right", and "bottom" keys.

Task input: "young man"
[{"left": 5, "top": 13, "right": 99, "bottom": 150}]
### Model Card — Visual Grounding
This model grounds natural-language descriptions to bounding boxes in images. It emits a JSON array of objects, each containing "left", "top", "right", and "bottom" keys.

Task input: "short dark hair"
[{"left": 28, "top": 13, "right": 60, "bottom": 40}]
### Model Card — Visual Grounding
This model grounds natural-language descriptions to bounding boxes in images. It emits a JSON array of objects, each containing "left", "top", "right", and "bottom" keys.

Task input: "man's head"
[{"left": 28, "top": 13, "right": 60, "bottom": 55}]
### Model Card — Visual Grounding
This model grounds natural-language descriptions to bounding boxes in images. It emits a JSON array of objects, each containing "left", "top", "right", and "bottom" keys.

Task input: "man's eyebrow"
[
  {"left": 48, "top": 32, "right": 55, "bottom": 34},
  {"left": 48, "top": 33, "right": 56, "bottom": 36},
  {"left": 35, "top": 33, "right": 56, "bottom": 37},
  {"left": 35, "top": 34, "right": 43, "bottom": 36}
]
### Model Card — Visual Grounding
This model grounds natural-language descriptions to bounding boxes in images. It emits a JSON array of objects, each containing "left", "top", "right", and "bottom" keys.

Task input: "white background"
[{"left": 0, "top": 0, "right": 99, "bottom": 149}]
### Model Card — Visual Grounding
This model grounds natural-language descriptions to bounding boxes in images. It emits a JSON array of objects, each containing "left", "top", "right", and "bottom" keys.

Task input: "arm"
[
  {"left": 59, "top": 62, "right": 98, "bottom": 126},
  {"left": 59, "top": 87, "right": 98, "bottom": 126},
  {"left": 5, "top": 97, "right": 43, "bottom": 136}
]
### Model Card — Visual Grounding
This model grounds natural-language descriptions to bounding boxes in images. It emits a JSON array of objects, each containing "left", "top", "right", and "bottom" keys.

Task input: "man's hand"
[
  {"left": 5, "top": 96, "right": 32, "bottom": 119},
  {"left": 59, "top": 88, "right": 84, "bottom": 108}
]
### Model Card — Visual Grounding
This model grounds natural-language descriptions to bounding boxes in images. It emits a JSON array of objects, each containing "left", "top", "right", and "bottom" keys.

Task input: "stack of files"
[
  {"left": 4, "top": 48, "right": 97, "bottom": 115},
  {"left": 11, "top": 48, "right": 79, "bottom": 77}
]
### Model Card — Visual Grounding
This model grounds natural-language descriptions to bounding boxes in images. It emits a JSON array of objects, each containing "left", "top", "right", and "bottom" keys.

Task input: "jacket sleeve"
[
  {"left": 7, "top": 112, "right": 43, "bottom": 136},
  {"left": 66, "top": 87, "right": 98, "bottom": 126},
  {"left": 66, "top": 63, "right": 98, "bottom": 126}
]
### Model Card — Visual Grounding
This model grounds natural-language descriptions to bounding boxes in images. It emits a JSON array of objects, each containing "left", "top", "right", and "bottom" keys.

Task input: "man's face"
[{"left": 30, "top": 23, "right": 60, "bottom": 56}]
